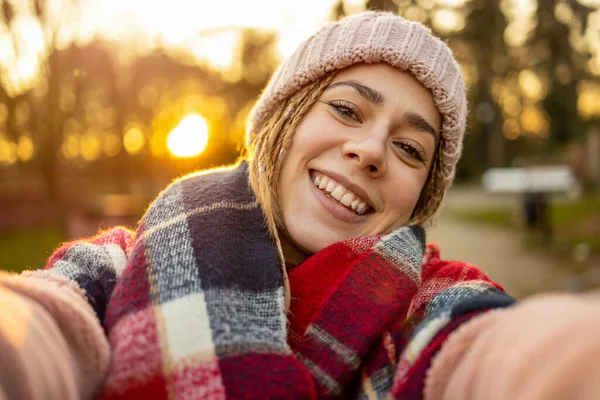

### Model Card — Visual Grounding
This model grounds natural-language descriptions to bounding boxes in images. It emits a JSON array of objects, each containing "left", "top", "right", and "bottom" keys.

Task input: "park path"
[{"left": 427, "top": 186, "right": 574, "bottom": 299}]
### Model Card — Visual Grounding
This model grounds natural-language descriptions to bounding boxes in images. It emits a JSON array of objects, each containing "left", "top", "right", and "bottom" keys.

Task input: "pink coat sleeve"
[
  {"left": 425, "top": 292, "right": 600, "bottom": 400},
  {"left": 0, "top": 271, "right": 110, "bottom": 400},
  {"left": 0, "top": 226, "right": 135, "bottom": 400}
]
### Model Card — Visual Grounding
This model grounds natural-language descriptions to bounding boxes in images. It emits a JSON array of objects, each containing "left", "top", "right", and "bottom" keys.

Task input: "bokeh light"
[
  {"left": 503, "top": 118, "right": 521, "bottom": 140},
  {"left": 502, "top": 94, "right": 521, "bottom": 118},
  {"left": 167, "top": 115, "right": 210, "bottom": 158},
  {"left": 578, "top": 82, "right": 600, "bottom": 120},
  {"left": 519, "top": 70, "right": 546, "bottom": 101},
  {"left": 0, "top": 0, "right": 600, "bottom": 290},
  {"left": 432, "top": 9, "right": 465, "bottom": 34},
  {"left": 0, "top": 140, "right": 17, "bottom": 165},
  {"left": 521, "top": 105, "right": 550, "bottom": 137},
  {"left": 80, "top": 134, "right": 101, "bottom": 162},
  {"left": 123, "top": 126, "right": 146, "bottom": 155},
  {"left": 17, "top": 135, "right": 34, "bottom": 162},
  {"left": 62, "top": 134, "right": 80, "bottom": 160}
]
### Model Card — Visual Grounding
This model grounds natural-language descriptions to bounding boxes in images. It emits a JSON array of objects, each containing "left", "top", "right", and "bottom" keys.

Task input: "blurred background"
[{"left": 0, "top": 0, "right": 599, "bottom": 297}]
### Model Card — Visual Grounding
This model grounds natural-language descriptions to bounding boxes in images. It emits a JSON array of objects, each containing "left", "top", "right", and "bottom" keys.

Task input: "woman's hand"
[
  {"left": 0, "top": 271, "right": 110, "bottom": 400},
  {"left": 425, "top": 292, "right": 600, "bottom": 400}
]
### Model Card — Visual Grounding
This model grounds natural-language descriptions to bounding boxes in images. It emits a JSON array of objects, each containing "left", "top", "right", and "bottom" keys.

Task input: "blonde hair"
[
  {"left": 247, "top": 73, "right": 446, "bottom": 241},
  {"left": 411, "top": 139, "right": 446, "bottom": 226}
]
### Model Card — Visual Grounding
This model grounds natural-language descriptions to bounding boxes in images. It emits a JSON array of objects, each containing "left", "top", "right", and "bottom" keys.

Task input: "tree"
[
  {"left": 223, "top": 28, "right": 279, "bottom": 146},
  {"left": 460, "top": 0, "right": 510, "bottom": 168},
  {"left": 365, "top": 0, "right": 397, "bottom": 12},
  {"left": 533, "top": 0, "right": 593, "bottom": 144},
  {"left": 330, "top": 0, "right": 347, "bottom": 21},
  {"left": 0, "top": 0, "right": 83, "bottom": 235},
  {"left": 0, "top": 0, "right": 19, "bottom": 147}
]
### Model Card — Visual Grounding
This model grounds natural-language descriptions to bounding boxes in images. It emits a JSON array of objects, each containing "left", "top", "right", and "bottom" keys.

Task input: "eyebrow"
[
  {"left": 326, "top": 80, "right": 385, "bottom": 106},
  {"left": 404, "top": 111, "right": 439, "bottom": 139},
  {"left": 325, "top": 80, "right": 439, "bottom": 138}
]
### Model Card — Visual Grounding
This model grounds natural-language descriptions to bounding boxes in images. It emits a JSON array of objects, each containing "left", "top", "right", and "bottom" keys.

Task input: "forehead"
[
  {"left": 330, "top": 63, "right": 428, "bottom": 97},
  {"left": 328, "top": 63, "right": 441, "bottom": 131}
]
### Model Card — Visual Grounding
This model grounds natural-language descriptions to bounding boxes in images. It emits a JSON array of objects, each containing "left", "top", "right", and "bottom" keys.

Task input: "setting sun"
[{"left": 167, "top": 115, "right": 210, "bottom": 158}]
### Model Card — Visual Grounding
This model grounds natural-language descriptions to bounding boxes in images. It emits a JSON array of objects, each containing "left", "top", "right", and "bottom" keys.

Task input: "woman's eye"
[
  {"left": 329, "top": 101, "right": 361, "bottom": 123},
  {"left": 396, "top": 142, "right": 426, "bottom": 163}
]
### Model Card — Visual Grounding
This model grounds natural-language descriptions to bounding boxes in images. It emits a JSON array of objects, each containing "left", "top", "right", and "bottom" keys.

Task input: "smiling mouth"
[{"left": 310, "top": 171, "right": 373, "bottom": 216}]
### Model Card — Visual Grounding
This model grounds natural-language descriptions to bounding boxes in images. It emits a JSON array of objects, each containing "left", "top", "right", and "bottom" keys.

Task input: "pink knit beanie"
[{"left": 248, "top": 11, "right": 467, "bottom": 195}]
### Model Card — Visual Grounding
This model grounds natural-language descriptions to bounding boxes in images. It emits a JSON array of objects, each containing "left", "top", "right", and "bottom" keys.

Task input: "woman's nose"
[{"left": 342, "top": 135, "right": 387, "bottom": 177}]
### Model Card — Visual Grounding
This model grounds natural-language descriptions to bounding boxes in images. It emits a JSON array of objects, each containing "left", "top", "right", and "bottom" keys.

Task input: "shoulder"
[
  {"left": 421, "top": 243, "right": 506, "bottom": 292},
  {"left": 142, "top": 160, "right": 253, "bottom": 225},
  {"left": 173, "top": 159, "right": 251, "bottom": 196}
]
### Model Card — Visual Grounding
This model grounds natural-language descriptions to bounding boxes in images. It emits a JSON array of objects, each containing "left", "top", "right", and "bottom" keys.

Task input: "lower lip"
[{"left": 308, "top": 172, "right": 368, "bottom": 224}]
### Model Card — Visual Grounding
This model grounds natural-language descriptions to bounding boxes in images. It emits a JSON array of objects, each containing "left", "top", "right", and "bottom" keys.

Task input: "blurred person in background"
[{"left": 0, "top": 11, "right": 599, "bottom": 400}]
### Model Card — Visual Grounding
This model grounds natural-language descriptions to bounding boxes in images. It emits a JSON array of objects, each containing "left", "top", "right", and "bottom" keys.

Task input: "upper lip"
[{"left": 313, "top": 169, "right": 375, "bottom": 209}]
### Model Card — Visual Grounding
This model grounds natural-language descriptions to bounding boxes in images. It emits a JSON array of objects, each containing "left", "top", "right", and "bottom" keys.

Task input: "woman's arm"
[
  {"left": 42, "top": 227, "right": 135, "bottom": 324},
  {"left": 0, "top": 226, "right": 135, "bottom": 400},
  {"left": 390, "top": 246, "right": 516, "bottom": 398},
  {"left": 425, "top": 292, "right": 600, "bottom": 400},
  {"left": 0, "top": 271, "right": 109, "bottom": 400}
]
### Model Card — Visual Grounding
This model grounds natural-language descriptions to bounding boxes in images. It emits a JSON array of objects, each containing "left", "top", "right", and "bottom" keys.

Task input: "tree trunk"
[{"left": 42, "top": 50, "right": 67, "bottom": 237}]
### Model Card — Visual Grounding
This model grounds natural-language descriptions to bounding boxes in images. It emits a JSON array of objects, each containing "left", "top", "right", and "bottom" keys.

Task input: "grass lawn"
[
  {"left": 454, "top": 207, "right": 515, "bottom": 228},
  {"left": 454, "top": 195, "right": 600, "bottom": 260},
  {"left": 0, "top": 226, "right": 65, "bottom": 273},
  {"left": 551, "top": 196, "right": 600, "bottom": 224}
]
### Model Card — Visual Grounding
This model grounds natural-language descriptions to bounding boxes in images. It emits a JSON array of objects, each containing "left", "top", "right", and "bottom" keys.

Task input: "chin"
[{"left": 287, "top": 222, "right": 347, "bottom": 255}]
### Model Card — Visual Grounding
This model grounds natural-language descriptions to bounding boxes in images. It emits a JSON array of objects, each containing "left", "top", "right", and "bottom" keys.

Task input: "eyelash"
[
  {"left": 394, "top": 141, "right": 426, "bottom": 163},
  {"left": 329, "top": 100, "right": 362, "bottom": 123},
  {"left": 328, "top": 100, "right": 426, "bottom": 163}
]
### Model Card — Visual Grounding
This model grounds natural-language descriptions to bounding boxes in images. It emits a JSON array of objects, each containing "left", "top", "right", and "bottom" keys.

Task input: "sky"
[
  {"left": 1, "top": 0, "right": 600, "bottom": 158},
  {"left": 1, "top": 0, "right": 599, "bottom": 95},
  {"left": 79, "top": 0, "right": 362, "bottom": 57},
  {"left": 0, "top": 0, "right": 369, "bottom": 92}
]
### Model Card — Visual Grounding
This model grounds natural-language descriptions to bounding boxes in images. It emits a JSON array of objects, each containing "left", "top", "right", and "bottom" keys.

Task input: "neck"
[{"left": 278, "top": 231, "right": 310, "bottom": 266}]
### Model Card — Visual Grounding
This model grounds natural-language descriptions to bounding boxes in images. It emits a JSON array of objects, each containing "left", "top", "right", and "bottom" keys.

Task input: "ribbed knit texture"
[{"left": 249, "top": 11, "right": 467, "bottom": 194}]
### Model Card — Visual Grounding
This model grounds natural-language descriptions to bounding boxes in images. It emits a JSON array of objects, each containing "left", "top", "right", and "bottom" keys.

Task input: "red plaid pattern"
[{"left": 38, "top": 162, "right": 513, "bottom": 399}]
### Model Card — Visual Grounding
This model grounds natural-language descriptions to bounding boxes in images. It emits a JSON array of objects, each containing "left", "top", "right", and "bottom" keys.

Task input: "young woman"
[{"left": 1, "top": 11, "right": 599, "bottom": 400}]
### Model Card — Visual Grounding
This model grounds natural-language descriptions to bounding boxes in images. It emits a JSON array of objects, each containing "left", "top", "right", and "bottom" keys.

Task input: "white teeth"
[
  {"left": 319, "top": 177, "right": 328, "bottom": 190},
  {"left": 330, "top": 186, "right": 344, "bottom": 201},
  {"left": 311, "top": 172, "right": 370, "bottom": 216},
  {"left": 357, "top": 203, "right": 367, "bottom": 215},
  {"left": 340, "top": 193, "right": 353, "bottom": 207}
]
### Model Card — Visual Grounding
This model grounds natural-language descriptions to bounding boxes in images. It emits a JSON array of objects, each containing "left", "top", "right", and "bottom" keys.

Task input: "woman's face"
[{"left": 278, "top": 63, "right": 441, "bottom": 258}]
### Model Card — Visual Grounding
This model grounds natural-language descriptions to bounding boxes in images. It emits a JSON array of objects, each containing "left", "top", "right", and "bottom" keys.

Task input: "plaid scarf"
[{"left": 45, "top": 161, "right": 514, "bottom": 399}]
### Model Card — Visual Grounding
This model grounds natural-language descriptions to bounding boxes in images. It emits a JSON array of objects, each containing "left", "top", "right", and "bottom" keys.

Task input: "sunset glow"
[{"left": 167, "top": 115, "right": 209, "bottom": 158}]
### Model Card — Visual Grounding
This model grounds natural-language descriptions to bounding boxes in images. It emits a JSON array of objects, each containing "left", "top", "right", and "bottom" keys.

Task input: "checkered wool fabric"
[{"left": 43, "top": 161, "right": 513, "bottom": 399}]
